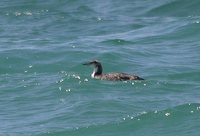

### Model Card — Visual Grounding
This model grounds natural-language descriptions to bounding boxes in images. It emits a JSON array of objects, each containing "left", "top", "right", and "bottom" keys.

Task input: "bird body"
[{"left": 83, "top": 60, "right": 144, "bottom": 81}]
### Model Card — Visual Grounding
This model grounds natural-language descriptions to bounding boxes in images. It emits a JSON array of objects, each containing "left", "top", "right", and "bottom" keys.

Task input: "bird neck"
[{"left": 91, "top": 64, "right": 103, "bottom": 77}]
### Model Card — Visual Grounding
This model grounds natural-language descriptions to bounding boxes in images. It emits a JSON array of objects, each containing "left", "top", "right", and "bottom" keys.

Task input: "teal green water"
[{"left": 1, "top": 0, "right": 200, "bottom": 136}]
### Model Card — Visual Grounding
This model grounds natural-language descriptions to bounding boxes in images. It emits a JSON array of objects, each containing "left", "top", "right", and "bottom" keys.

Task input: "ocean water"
[{"left": 0, "top": 0, "right": 200, "bottom": 135}]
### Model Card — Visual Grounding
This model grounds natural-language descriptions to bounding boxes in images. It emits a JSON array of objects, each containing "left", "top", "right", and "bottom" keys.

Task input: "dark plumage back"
[{"left": 96, "top": 73, "right": 144, "bottom": 81}]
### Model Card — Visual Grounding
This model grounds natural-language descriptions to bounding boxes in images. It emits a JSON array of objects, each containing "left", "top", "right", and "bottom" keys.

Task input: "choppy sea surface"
[{"left": 1, "top": 0, "right": 200, "bottom": 135}]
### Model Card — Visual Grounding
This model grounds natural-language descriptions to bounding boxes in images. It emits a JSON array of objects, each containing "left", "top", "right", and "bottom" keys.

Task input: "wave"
[
  {"left": 100, "top": 39, "right": 134, "bottom": 45},
  {"left": 37, "top": 103, "right": 200, "bottom": 136},
  {"left": 146, "top": 0, "right": 200, "bottom": 17}
]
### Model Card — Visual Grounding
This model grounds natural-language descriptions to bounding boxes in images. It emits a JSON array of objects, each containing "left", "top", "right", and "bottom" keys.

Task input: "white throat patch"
[{"left": 91, "top": 72, "right": 95, "bottom": 78}]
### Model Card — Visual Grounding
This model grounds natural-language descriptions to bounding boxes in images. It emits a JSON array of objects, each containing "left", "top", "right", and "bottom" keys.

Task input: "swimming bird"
[{"left": 83, "top": 60, "right": 144, "bottom": 81}]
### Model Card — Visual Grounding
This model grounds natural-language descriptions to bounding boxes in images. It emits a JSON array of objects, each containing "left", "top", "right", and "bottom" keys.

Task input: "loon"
[{"left": 83, "top": 60, "right": 144, "bottom": 81}]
